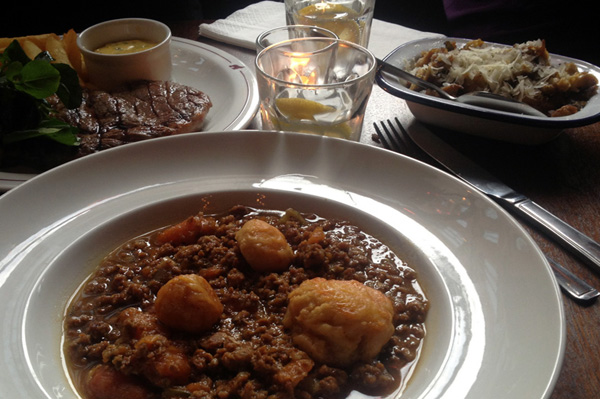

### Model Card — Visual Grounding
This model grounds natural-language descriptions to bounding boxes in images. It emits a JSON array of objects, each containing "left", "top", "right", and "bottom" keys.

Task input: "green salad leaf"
[{"left": 0, "top": 39, "right": 82, "bottom": 147}]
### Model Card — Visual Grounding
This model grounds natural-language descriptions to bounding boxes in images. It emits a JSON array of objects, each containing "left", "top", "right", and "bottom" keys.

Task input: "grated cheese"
[{"left": 407, "top": 39, "right": 598, "bottom": 114}]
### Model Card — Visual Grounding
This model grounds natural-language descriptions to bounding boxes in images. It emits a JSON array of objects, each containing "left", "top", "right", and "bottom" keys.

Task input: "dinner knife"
[{"left": 404, "top": 122, "right": 600, "bottom": 276}]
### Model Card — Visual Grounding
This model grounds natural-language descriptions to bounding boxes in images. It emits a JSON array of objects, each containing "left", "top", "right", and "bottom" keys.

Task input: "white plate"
[
  {"left": 0, "top": 131, "right": 564, "bottom": 399},
  {"left": 0, "top": 37, "right": 259, "bottom": 192},
  {"left": 376, "top": 37, "right": 600, "bottom": 145}
]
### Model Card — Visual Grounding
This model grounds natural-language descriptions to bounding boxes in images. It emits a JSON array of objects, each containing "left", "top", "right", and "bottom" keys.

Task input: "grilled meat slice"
[
  {"left": 49, "top": 80, "right": 212, "bottom": 157},
  {"left": 1, "top": 80, "right": 211, "bottom": 172}
]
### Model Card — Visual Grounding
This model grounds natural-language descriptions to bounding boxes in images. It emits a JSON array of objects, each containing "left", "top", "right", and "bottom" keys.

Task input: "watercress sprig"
[{"left": 0, "top": 39, "right": 82, "bottom": 147}]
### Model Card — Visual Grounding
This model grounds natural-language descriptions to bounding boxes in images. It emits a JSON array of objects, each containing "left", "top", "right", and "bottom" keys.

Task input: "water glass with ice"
[{"left": 284, "top": 0, "right": 376, "bottom": 47}]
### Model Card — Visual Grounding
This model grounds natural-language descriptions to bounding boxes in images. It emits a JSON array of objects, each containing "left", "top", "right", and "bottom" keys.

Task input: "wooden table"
[{"left": 173, "top": 19, "right": 600, "bottom": 398}]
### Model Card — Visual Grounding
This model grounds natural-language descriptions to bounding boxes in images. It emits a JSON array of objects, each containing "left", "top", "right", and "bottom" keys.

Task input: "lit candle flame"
[{"left": 289, "top": 53, "right": 317, "bottom": 85}]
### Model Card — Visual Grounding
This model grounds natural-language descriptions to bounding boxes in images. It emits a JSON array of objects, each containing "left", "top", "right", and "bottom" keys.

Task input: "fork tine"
[
  {"left": 382, "top": 120, "right": 404, "bottom": 152},
  {"left": 375, "top": 118, "right": 416, "bottom": 154},
  {"left": 387, "top": 117, "right": 428, "bottom": 158},
  {"left": 373, "top": 122, "right": 390, "bottom": 149},
  {"left": 374, "top": 120, "right": 404, "bottom": 152},
  {"left": 373, "top": 122, "right": 394, "bottom": 150}
]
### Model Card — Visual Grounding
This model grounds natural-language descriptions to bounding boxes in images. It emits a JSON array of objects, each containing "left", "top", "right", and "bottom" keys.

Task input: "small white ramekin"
[{"left": 77, "top": 18, "right": 172, "bottom": 91}]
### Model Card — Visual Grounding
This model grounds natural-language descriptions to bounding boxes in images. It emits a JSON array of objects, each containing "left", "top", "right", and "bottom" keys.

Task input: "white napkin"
[{"left": 198, "top": 1, "right": 444, "bottom": 58}]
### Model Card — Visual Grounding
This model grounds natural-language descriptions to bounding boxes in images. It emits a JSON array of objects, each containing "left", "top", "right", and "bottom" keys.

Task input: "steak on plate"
[
  {"left": 1, "top": 80, "right": 212, "bottom": 172},
  {"left": 50, "top": 80, "right": 212, "bottom": 156}
]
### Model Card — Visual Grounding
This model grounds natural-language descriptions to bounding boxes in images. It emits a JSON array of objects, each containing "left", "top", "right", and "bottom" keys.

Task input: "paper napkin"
[{"left": 198, "top": 1, "right": 444, "bottom": 58}]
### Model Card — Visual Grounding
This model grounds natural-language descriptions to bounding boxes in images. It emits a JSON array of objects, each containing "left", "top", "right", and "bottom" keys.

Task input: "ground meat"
[{"left": 63, "top": 205, "right": 428, "bottom": 399}]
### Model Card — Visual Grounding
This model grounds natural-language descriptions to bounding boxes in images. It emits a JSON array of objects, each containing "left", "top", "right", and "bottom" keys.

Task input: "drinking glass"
[
  {"left": 255, "top": 37, "right": 376, "bottom": 141},
  {"left": 256, "top": 25, "right": 338, "bottom": 53},
  {"left": 284, "top": 0, "right": 376, "bottom": 47}
]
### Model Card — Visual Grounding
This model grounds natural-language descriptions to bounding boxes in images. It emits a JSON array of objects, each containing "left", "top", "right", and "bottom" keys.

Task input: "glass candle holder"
[
  {"left": 255, "top": 37, "right": 376, "bottom": 141},
  {"left": 256, "top": 25, "right": 338, "bottom": 53}
]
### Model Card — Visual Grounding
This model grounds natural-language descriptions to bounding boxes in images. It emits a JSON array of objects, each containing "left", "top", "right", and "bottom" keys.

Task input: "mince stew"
[{"left": 63, "top": 205, "right": 428, "bottom": 399}]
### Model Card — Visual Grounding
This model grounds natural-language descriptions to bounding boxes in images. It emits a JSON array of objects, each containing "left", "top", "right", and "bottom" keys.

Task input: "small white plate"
[
  {"left": 0, "top": 37, "right": 259, "bottom": 191},
  {"left": 0, "top": 131, "right": 564, "bottom": 399},
  {"left": 376, "top": 37, "right": 600, "bottom": 145}
]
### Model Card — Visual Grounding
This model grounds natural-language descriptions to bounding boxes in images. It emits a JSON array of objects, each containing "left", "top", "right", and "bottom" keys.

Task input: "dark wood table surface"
[
  {"left": 3, "top": 17, "right": 599, "bottom": 399},
  {"left": 174, "top": 19, "right": 600, "bottom": 398}
]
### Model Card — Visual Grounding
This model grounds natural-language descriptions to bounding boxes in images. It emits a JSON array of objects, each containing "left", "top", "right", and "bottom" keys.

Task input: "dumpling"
[
  {"left": 235, "top": 219, "right": 294, "bottom": 272},
  {"left": 283, "top": 277, "right": 395, "bottom": 368},
  {"left": 154, "top": 274, "right": 223, "bottom": 333}
]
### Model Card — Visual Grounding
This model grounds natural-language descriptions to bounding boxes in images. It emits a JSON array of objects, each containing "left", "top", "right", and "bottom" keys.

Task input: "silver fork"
[
  {"left": 374, "top": 117, "right": 420, "bottom": 155},
  {"left": 374, "top": 118, "right": 600, "bottom": 302}
]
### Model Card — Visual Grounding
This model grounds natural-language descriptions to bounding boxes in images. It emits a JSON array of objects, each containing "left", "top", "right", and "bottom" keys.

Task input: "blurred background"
[{"left": 1, "top": 0, "right": 598, "bottom": 65}]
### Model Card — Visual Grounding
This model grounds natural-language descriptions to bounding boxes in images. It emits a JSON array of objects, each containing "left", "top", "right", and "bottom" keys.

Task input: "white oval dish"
[
  {"left": 0, "top": 130, "right": 564, "bottom": 399},
  {"left": 376, "top": 37, "right": 600, "bottom": 145}
]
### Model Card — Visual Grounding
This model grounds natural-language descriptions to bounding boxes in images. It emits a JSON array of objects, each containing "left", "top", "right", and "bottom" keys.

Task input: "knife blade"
[{"left": 404, "top": 122, "right": 600, "bottom": 275}]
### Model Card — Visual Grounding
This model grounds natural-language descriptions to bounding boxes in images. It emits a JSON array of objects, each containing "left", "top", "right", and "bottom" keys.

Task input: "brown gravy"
[{"left": 63, "top": 205, "right": 428, "bottom": 399}]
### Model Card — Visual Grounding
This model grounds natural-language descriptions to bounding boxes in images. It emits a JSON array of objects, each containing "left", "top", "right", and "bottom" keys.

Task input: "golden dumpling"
[
  {"left": 283, "top": 277, "right": 395, "bottom": 368},
  {"left": 235, "top": 219, "right": 294, "bottom": 272},
  {"left": 155, "top": 274, "right": 223, "bottom": 333}
]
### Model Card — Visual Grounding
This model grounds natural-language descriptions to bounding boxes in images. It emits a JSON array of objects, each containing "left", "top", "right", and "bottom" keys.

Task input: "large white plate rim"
[{"left": 0, "top": 131, "right": 565, "bottom": 399}]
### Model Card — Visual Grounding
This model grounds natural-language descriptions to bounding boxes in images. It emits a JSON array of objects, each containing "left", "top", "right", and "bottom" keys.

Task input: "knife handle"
[
  {"left": 515, "top": 199, "right": 600, "bottom": 273},
  {"left": 546, "top": 256, "right": 599, "bottom": 301}
]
